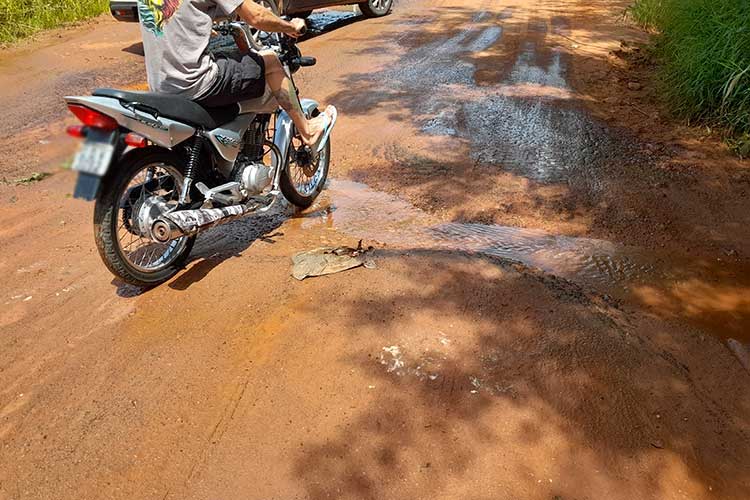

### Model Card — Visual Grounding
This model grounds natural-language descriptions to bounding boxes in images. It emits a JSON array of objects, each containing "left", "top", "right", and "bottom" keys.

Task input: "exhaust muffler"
[{"left": 151, "top": 203, "right": 252, "bottom": 243}]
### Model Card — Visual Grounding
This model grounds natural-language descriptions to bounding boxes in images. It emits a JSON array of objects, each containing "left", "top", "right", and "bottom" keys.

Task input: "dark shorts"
[{"left": 195, "top": 52, "right": 266, "bottom": 108}]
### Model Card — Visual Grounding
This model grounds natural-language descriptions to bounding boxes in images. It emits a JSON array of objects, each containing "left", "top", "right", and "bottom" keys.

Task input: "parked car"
[{"left": 110, "top": 0, "right": 393, "bottom": 23}]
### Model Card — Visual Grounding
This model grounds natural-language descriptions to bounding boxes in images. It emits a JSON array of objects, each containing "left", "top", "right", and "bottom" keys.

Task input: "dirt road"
[{"left": 1, "top": 1, "right": 749, "bottom": 499}]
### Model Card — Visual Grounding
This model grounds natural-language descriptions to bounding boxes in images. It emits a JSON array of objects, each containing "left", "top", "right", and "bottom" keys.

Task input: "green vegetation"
[
  {"left": 630, "top": 0, "right": 750, "bottom": 144},
  {"left": 0, "top": 0, "right": 109, "bottom": 43}
]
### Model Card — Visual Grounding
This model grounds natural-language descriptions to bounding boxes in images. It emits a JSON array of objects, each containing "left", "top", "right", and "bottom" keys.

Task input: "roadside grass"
[
  {"left": 630, "top": 0, "right": 750, "bottom": 154},
  {"left": 0, "top": 0, "right": 109, "bottom": 44}
]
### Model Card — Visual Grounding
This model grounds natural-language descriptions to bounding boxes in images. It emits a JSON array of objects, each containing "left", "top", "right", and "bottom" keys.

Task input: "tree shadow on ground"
[{"left": 290, "top": 249, "right": 750, "bottom": 499}]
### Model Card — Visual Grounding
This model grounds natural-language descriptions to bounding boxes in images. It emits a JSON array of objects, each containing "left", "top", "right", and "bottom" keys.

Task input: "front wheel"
[
  {"left": 358, "top": 0, "right": 393, "bottom": 18},
  {"left": 93, "top": 147, "right": 195, "bottom": 287},
  {"left": 279, "top": 129, "right": 330, "bottom": 208}
]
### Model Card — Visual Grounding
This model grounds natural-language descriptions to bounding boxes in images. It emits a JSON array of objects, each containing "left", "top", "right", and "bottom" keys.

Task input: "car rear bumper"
[{"left": 110, "top": 0, "right": 138, "bottom": 22}]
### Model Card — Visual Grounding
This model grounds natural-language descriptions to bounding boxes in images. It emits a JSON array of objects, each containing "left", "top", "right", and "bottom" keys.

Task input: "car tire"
[{"left": 358, "top": 0, "right": 392, "bottom": 17}]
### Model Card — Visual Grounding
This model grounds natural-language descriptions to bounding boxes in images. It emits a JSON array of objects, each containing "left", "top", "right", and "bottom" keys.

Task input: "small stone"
[
  {"left": 650, "top": 439, "right": 664, "bottom": 449},
  {"left": 628, "top": 82, "right": 642, "bottom": 91}
]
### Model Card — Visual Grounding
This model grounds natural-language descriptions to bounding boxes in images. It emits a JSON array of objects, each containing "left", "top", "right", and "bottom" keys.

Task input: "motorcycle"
[{"left": 64, "top": 21, "right": 329, "bottom": 287}]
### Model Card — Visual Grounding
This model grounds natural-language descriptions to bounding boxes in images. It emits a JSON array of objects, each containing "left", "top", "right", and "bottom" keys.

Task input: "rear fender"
[{"left": 64, "top": 96, "right": 196, "bottom": 148}]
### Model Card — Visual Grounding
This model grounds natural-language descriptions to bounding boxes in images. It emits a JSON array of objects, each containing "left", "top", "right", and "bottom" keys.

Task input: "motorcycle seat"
[{"left": 93, "top": 88, "right": 240, "bottom": 130}]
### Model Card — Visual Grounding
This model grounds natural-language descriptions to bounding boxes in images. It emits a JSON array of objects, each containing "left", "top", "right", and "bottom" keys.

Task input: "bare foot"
[{"left": 300, "top": 106, "right": 335, "bottom": 146}]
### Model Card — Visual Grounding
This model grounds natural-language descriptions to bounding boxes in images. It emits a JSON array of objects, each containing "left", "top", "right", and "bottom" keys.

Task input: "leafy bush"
[
  {"left": 631, "top": 0, "right": 750, "bottom": 137},
  {"left": 0, "top": 0, "right": 109, "bottom": 43}
]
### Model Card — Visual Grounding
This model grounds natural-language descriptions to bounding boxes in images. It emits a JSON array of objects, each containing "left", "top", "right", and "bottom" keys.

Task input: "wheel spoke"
[{"left": 114, "top": 162, "right": 188, "bottom": 273}]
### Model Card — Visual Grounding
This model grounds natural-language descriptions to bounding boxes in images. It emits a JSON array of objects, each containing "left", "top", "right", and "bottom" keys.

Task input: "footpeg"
[{"left": 196, "top": 181, "right": 242, "bottom": 206}]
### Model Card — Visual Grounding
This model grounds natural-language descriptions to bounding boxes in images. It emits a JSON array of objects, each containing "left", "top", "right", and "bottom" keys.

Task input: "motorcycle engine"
[
  {"left": 235, "top": 157, "right": 273, "bottom": 196},
  {"left": 235, "top": 121, "right": 273, "bottom": 196}
]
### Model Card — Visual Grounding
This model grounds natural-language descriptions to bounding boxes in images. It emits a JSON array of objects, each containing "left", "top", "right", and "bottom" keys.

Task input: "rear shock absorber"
[{"left": 180, "top": 135, "right": 204, "bottom": 204}]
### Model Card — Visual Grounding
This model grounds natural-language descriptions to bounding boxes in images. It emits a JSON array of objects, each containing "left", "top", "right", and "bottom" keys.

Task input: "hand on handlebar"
[{"left": 287, "top": 18, "right": 307, "bottom": 38}]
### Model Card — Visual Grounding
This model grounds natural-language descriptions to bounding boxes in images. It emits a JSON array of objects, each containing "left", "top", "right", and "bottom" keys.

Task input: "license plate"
[{"left": 71, "top": 140, "right": 115, "bottom": 176}]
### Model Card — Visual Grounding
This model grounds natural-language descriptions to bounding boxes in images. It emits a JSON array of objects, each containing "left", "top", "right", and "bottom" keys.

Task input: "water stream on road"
[{"left": 304, "top": 180, "right": 655, "bottom": 287}]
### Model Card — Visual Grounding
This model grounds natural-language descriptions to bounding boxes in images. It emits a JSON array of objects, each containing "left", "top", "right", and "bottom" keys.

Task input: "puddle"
[{"left": 302, "top": 180, "right": 656, "bottom": 287}]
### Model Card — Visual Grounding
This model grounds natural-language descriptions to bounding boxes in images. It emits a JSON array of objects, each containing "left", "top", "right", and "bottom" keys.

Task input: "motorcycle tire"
[
  {"left": 94, "top": 147, "right": 196, "bottom": 287},
  {"left": 280, "top": 135, "right": 330, "bottom": 208}
]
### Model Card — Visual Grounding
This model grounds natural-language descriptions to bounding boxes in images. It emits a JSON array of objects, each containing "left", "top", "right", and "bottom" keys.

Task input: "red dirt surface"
[{"left": 1, "top": 1, "right": 749, "bottom": 499}]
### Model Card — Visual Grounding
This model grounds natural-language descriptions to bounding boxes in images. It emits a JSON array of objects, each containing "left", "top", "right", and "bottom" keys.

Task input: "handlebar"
[
  {"left": 215, "top": 20, "right": 306, "bottom": 50},
  {"left": 213, "top": 20, "right": 314, "bottom": 73}
]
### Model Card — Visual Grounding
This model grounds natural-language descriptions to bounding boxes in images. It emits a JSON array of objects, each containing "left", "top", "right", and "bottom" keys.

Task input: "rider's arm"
[{"left": 235, "top": 0, "right": 304, "bottom": 36}]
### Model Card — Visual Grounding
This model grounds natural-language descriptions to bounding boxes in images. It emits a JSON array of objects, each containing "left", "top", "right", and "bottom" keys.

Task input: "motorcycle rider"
[{"left": 137, "top": 0, "right": 335, "bottom": 147}]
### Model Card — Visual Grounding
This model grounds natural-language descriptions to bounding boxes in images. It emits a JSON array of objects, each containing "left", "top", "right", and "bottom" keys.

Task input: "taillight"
[
  {"left": 66, "top": 125, "right": 87, "bottom": 138},
  {"left": 67, "top": 104, "right": 118, "bottom": 130},
  {"left": 124, "top": 132, "right": 148, "bottom": 148}
]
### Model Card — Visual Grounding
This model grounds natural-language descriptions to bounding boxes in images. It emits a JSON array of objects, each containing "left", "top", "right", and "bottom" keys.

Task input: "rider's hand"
[{"left": 287, "top": 18, "right": 306, "bottom": 38}]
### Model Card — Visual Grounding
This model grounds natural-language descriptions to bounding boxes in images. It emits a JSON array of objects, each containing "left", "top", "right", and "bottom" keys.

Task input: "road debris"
[
  {"left": 291, "top": 240, "right": 375, "bottom": 280},
  {"left": 12, "top": 172, "right": 51, "bottom": 185}
]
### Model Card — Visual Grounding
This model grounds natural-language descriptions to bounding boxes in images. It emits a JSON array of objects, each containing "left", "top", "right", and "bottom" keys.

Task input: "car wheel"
[{"left": 358, "top": 0, "right": 392, "bottom": 17}]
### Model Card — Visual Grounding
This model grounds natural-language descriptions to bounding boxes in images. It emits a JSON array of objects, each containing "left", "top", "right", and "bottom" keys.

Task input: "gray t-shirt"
[{"left": 137, "top": 0, "right": 243, "bottom": 98}]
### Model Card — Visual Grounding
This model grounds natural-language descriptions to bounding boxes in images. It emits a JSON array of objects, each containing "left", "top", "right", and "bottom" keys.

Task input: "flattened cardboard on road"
[{"left": 291, "top": 241, "right": 375, "bottom": 280}]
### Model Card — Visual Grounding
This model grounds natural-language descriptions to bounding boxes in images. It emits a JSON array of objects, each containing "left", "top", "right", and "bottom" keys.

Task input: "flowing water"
[{"left": 303, "top": 180, "right": 656, "bottom": 287}]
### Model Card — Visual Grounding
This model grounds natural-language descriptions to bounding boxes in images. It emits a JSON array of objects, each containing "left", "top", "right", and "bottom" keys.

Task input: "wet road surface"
[{"left": 1, "top": 1, "right": 750, "bottom": 499}]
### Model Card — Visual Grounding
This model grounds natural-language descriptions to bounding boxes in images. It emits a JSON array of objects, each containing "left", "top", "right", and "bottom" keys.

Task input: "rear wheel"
[
  {"left": 279, "top": 128, "right": 330, "bottom": 208},
  {"left": 94, "top": 148, "right": 195, "bottom": 287},
  {"left": 358, "top": 0, "right": 392, "bottom": 17}
]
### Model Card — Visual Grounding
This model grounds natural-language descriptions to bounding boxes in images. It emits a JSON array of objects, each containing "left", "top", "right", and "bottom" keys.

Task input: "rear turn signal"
[
  {"left": 66, "top": 125, "right": 87, "bottom": 138},
  {"left": 67, "top": 104, "right": 118, "bottom": 130},
  {"left": 124, "top": 133, "right": 148, "bottom": 148}
]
